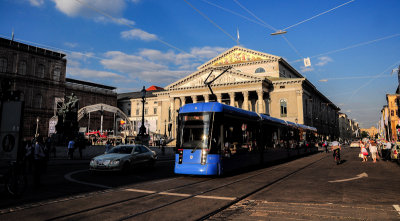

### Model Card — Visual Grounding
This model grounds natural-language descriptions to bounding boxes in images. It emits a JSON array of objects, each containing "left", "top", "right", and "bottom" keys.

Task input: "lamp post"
[
  {"left": 139, "top": 86, "right": 147, "bottom": 136},
  {"left": 164, "top": 119, "right": 166, "bottom": 138},
  {"left": 135, "top": 86, "right": 150, "bottom": 146}
]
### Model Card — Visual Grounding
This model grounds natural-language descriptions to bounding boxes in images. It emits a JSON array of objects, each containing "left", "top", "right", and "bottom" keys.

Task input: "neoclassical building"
[{"left": 127, "top": 46, "right": 340, "bottom": 140}]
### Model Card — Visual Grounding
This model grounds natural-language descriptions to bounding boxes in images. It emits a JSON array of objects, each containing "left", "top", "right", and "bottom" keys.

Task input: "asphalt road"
[{"left": 0, "top": 146, "right": 399, "bottom": 220}]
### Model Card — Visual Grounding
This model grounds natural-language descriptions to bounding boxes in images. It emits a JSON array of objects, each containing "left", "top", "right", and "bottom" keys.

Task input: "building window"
[
  {"left": 136, "top": 109, "right": 139, "bottom": 115},
  {"left": 53, "top": 67, "right": 61, "bottom": 81},
  {"left": 280, "top": 99, "right": 287, "bottom": 117},
  {"left": 18, "top": 61, "right": 27, "bottom": 75},
  {"left": 0, "top": 58, "right": 7, "bottom": 72},
  {"left": 168, "top": 107, "right": 171, "bottom": 121},
  {"left": 37, "top": 64, "right": 45, "bottom": 78},
  {"left": 154, "top": 107, "right": 157, "bottom": 115},
  {"left": 255, "top": 67, "right": 265, "bottom": 73},
  {"left": 144, "top": 108, "right": 148, "bottom": 115},
  {"left": 34, "top": 94, "right": 43, "bottom": 109},
  {"left": 391, "top": 110, "right": 394, "bottom": 116}
]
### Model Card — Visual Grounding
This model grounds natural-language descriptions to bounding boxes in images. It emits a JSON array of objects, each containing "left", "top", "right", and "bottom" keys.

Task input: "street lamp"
[
  {"left": 164, "top": 119, "right": 166, "bottom": 138},
  {"left": 139, "top": 86, "right": 147, "bottom": 136}
]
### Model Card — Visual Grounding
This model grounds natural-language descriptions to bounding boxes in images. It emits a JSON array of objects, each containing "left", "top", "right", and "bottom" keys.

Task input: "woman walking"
[
  {"left": 369, "top": 140, "right": 378, "bottom": 163},
  {"left": 360, "top": 141, "right": 368, "bottom": 162}
]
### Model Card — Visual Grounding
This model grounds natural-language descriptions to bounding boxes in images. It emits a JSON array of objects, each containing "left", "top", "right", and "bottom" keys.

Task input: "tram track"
[
  {"left": 54, "top": 152, "right": 328, "bottom": 221},
  {"left": 0, "top": 152, "right": 330, "bottom": 220}
]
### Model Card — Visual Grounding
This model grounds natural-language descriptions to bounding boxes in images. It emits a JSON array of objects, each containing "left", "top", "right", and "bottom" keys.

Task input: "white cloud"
[
  {"left": 64, "top": 42, "right": 78, "bottom": 48},
  {"left": 28, "top": 0, "right": 44, "bottom": 6},
  {"left": 121, "top": 29, "right": 157, "bottom": 41},
  {"left": 300, "top": 66, "right": 314, "bottom": 73},
  {"left": 315, "top": 56, "right": 333, "bottom": 67},
  {"left": 99, "top": 46, "right": 228, "bottom": 84},
  {"left": 67, "top": 66, "right": 126, "bottom": 81},
  {"left": 51, "top": 0, "right": 134, "bottom": 25}
]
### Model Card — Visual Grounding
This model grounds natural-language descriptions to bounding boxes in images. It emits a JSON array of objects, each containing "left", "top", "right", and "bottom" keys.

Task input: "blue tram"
[{"left": 174, "top": 102, "right": 317, "bottom": 176}]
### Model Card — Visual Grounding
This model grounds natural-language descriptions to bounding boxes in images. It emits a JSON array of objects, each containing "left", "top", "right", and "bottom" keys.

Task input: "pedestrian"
[
  {"left": 369, "top": 140, "right": 378, "bottom": 163},
  {"left": 383, "top": 141, "right": 392, "bottom": 161},
  {"left": 105, "top": 140, "right": 111, "bottom": 153},
  {"left": 25, "top": 139, "right": 34, "bottom": 173},
  {"left": 33, "top": 136, "right": 46, "bottom": 188},
  {"left": 324, "top": 140, "right": 328, "bottom": 153},
  {"left": 68, "top": 139, "right": 75, "bottom": 160},
  {"left": 361, "top": 141, "right": 368, "bottom": 162}
]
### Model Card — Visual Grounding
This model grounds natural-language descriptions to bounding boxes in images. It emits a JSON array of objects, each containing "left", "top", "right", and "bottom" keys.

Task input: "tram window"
[{"left": 223, "top": 116, "right": 257, "bottom": 155}]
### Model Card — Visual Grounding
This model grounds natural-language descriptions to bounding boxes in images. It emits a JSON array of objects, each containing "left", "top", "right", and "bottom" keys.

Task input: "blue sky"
[{"left": 1, "top": 0, "right": 400, "bottom": 128}]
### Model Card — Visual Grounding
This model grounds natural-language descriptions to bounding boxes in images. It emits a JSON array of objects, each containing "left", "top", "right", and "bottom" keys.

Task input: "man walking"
[{"left": 68, "top": 139, "right": 75, "bottom": 160}]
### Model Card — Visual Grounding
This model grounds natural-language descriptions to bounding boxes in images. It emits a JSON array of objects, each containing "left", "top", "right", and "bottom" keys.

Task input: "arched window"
[
  {"left": 37, "top": 64, "right": 45, "bottom": 78},
  {"left": 255, "top": 67, "right": 265, "bottom": 73},
  {"left": 53, "top": 67, "right": 61, "bottom": 81},
  {"left": 0, "top": 58, "right": 7, "bottom": 72},
  {"left": 34, "top": 94, "right": 43, "bottom": 108},
  {"left": 280, "top": 99, "right": 287, "bottom": 117},
  {"left": 18, "top": 61, "right": 27, "bottom": 75}
]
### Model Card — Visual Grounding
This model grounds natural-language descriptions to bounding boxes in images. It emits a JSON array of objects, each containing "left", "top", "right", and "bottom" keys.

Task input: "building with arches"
[
  {"left": 0, "top": 37, "right": 117, "bottom": 139},
  {"left": 126, "top": 46, "right": 340, "bottom": 140}
]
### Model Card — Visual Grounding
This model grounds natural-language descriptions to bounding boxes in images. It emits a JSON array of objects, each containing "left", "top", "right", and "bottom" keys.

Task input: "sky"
[{"left": 1, "top": 0, "right": 400, "bottom": 128}]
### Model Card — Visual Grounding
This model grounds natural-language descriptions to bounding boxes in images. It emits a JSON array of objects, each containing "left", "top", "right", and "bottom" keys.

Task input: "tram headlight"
[{"left": 201, "top": 149, "right": 208, "bottom": 165}]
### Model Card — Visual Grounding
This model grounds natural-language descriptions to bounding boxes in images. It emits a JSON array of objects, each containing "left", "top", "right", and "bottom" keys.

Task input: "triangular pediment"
[
  {"left": 166, "top": 67, "right": 262, "bottom": 90},
  {"left": 198, "top": 46, "right": 281, "bottom": 70}
]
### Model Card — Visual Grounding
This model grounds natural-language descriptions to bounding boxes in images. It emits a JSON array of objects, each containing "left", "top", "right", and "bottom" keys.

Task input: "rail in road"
[{"left": 1, "top": 148, "right": 399, "bottom": 220}]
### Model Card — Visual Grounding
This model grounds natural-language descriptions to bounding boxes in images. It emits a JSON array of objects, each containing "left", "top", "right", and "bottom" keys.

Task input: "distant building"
[
  {"left": 360, "top": 126, "right": 378, "bottom": 138},
  {"left": 122, "top": 46, "right": 340, "bottom": 140},
  {"left": 0, "top": 37, "right": 117, "bottom": 139}
]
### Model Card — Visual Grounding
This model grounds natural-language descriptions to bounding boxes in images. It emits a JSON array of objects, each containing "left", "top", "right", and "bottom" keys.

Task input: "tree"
[{"left": 361, "top": 131, "right": 369, "bottom": 138}]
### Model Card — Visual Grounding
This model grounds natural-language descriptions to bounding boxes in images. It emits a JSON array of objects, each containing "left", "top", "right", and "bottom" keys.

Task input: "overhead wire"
[
  {"left": 74, "top": 0, "right": 190, "bottom": 55},
  {"left": 347, "top": 59, "right": 400, "bottom": 102},
  {"left": 232, "top": 0, "right": 277, "bottom": 32},
  {"left": 282, "top": 0, "right": 355, "bottom": 31},
  {"left": 200, "top": 0, "right": 270, "bottom": 29},
  {"left": 0, "top": 33, "right": 105, "bottom": 60},
  {"left": 183, "top": 0, "right": 237, "bottom": 43},
  {"left": 232, "top": 0, "right": 304, "bottom": 60},
  {"left": 290, "top": 33, "right": 400, "bottom": 63}
]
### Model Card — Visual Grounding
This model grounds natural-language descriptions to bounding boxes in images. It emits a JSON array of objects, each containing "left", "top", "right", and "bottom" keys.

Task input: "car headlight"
[
  {"left": 110, "top": 159, "right": 120, "bottom": 166},
  {"left": 90, "top": 159, "right": 96, "bottom": 166}
]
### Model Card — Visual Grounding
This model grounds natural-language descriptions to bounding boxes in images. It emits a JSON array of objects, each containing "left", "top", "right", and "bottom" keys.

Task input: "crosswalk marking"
[
  {"left": 393, "top": 205, "right": 400, "bottom": 215},
  {"left": 124, "top": 188, "right": 235, "bottom": 200}
]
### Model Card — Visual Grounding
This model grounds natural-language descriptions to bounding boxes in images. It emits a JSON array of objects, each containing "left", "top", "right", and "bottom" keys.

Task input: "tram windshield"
[{"left": 178, "top": 113, "right": 212, "bottom": 150}]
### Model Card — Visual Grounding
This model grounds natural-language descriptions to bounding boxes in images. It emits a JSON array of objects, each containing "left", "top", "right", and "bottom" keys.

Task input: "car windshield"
[{"left": 107, "top": 145, "right": 133, "bottom": 154}]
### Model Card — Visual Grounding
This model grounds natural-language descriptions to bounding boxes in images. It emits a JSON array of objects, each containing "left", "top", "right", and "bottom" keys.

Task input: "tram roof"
[
  {"left": 179, "top": 102, "right": 317, "bottom": 131},
  {"left": 179, "top": 102, "right": 260, "bottom": 119}
]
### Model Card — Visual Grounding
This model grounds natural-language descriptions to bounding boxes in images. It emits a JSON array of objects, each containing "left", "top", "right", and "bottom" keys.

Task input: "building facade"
[
  {"left": 124, "top": 46, "right": 340, "bottom": 140},
  {"left": 0, "top": 37, "right": 117, "bottom": 139}
]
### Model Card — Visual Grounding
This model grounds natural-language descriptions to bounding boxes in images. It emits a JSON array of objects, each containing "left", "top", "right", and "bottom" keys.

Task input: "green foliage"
[{"left": 361, "top": 131, "right": 369, "bottom": 138}]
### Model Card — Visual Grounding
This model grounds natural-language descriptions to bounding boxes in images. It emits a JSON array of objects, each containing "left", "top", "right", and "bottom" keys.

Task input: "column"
[
  {"left": 216, "top": 93, "right": 222, "bottom": 103},
  {"left": 229, "top": 92, "right": 235, "bottom": 107},
  {"left": 257, "top": 90, "right": 263, "bottom": 113},
  {"left": 170, "top": 97, "right": 175, "bottom": 138},
  {"left": 180, "top": 96, "right": 186, "bottom": 106},
  {"left": 204, "top": 94, "right": 209, "bottom": 103},
  {"left": 242, "top": 91, "right": 249, "bottom": 110},
  {"left": 191, "top": 95, "right": 197, "bottom": 103}
]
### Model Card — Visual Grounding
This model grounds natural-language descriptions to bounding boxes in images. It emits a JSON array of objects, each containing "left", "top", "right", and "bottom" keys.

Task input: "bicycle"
[{"left": 1, "top": 161, "right": 27, "bottom": 197}]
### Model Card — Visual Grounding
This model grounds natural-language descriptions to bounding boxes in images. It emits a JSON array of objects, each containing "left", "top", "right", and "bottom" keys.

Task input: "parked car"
[
  {"left": 89, "top": 144, "right": 157, "bottom": 173},
  {"left": 350, "top": 141, "right": 360, "bottom": 148}
]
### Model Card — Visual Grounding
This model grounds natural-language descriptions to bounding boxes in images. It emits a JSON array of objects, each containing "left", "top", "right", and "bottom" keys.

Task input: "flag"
[
  {"left": 304, "top": 57, "right": 311, "bottom": 67},
  {"left": 11, "top": 28, "right": 14, "bottom": 41}
]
